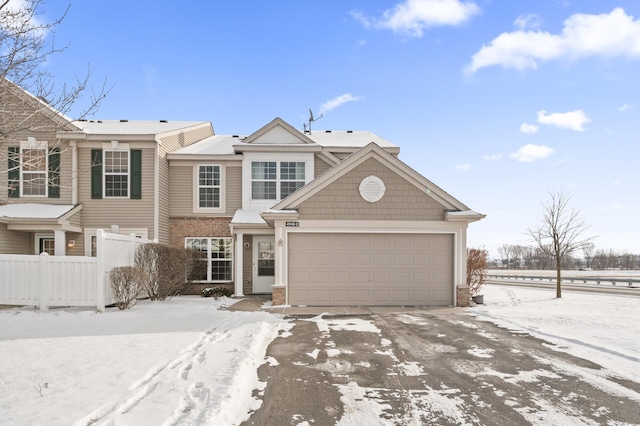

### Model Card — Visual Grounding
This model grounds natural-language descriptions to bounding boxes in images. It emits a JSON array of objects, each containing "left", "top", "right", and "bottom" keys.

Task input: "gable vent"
[{"left": 359, "top": 175, "right": 386, "bottom": 203}]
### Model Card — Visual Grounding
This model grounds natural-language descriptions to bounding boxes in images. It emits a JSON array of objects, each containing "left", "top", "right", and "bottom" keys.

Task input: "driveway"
[{"left": 242, "top": 308, "right": 639, "bottom": 425}]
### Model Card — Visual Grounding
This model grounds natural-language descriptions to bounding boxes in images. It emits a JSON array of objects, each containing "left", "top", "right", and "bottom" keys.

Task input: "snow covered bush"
[
  {"left": 109, "top": 266, "right": 146, "bottom": 310},
  {"left": 467, "top": 247, "right": 488, "bottom": 296},
  {"left": 202, "top": 286, "right": 232, "bottom": 298},
  {"left": 135, "top": 243, "right": 199, "bottom": 301}
]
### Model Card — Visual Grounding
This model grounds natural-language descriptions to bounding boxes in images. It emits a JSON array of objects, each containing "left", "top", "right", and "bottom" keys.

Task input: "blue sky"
[{"left": 34, "top": 0, "right": 640, "bottom": 257}]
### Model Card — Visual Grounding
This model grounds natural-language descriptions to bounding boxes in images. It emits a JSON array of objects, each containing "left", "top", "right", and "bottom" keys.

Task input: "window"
[
  {"left": 91, "top": 148, "right": 141, "bottom": 200},
  {"left": 21, "top": 145, "right": 47, "bottom": 196},
  {"left": 185, "top": 237, "right": 233, "bottom": 282},
  {"left": 104, "top": 150, "right": 129, "bottom": 197},
  {"left": 280, "top": 162, "right": 305, "bottom": 198},
  {"left": 251, "top": 161, "right": 305, "bottom": 200},
  {"left": 198, "top": 165, "right": 221, "bottom": 208},
  {"left": 251, "top": 161, "right": 276, "bottom": 200}
]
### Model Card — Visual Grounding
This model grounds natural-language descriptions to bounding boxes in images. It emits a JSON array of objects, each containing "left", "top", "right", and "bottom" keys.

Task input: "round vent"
[{"left": 359, "top": 175, "right": 386, "bottom": 203}]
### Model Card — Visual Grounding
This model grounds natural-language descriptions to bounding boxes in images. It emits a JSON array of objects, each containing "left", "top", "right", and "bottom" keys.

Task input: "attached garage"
[{"left": 288, "top": 233, "right": 454, "bottom": 306}]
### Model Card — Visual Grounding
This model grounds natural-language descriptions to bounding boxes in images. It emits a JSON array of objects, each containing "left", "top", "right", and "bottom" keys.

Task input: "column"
[
  {"left": 54, "top": 229, "right": 66, "bottom": 256},
  {"left": 234, "top": 232, "right": 245, "bottom": 297}
]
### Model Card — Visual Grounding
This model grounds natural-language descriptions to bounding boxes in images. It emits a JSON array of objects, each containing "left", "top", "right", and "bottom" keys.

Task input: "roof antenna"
[{"left": 307, "top": 108, "right": 323, "bottom": 135}]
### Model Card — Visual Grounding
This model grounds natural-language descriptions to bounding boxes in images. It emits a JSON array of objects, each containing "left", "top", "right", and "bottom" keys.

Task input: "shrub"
[
  {"left": 135, "top": 243, "right": 199, "bottom": 301},
  {"left": 202, "top": 286, "right": 232, "bottom": 298},
  {"left": 109, "top": 266, "right": 145, "bottom": 310},
  {"left": 467, "top": 247, "right": 488, "bottom": 297}
]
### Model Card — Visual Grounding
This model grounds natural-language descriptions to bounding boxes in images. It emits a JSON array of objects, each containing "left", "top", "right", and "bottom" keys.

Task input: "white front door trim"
[{"left": 253, "top": 236, "right": 275, "bottom": 293}]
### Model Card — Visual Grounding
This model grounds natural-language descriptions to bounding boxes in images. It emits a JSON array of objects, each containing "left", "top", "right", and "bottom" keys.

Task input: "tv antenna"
[{"left": 305, "top": 108, "right": 323, "bottom": 134}]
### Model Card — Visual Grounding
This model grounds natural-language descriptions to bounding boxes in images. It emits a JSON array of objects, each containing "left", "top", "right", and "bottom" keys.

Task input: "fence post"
[
  {"left": 96, "top": 229, "right": 106, "bottom": 312},
  {"left": 39, "top": 253, "right": 49, "bottom": 312}
]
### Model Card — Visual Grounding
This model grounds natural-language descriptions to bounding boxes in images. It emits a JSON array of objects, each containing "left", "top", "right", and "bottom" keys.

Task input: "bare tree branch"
[{"left": 527, "top": 190, "right": 596, "bottom": 298}]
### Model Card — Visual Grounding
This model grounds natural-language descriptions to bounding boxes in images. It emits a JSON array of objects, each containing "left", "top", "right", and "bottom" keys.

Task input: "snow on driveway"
[{"left": 0, "top": 297, "right": 291, "bottom": 426}]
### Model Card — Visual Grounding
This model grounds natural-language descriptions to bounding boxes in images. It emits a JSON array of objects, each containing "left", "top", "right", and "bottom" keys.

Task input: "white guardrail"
[{"left": 487, "top": 274, "right": 640, "bottom": 289}]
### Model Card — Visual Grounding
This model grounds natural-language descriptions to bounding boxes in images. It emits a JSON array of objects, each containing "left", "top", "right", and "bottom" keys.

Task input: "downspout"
[
  {"left": 70, "top": 140, "right": 78, "bottom": 204},
  {"left": 154, "top": 142, "right": 160, "bottom": 242}
]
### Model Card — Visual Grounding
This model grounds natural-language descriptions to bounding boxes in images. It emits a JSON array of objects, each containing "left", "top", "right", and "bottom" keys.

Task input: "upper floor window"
[
  {"left": 198, "top": 165, "right": 221, "bottom": 208},
  {"left": 251, "top": 161, "right": 305, "bottom": 200},
  {"left": 21, "top": 142, "right": 48, "bottom": 197},
  {"left": 7, "top": 138, "right": 60, "bottom": 199},
  {"left": 104, "top": 150, "right": 129, "bottom": 198},
  {"left": 90, "top": 147, "right": 141, "bottom": 200}
]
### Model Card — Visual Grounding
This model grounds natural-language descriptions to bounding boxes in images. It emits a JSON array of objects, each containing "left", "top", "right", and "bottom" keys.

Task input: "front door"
[
  {"left": 253, "top": 236, "right": 275, "bottom": 293},
  {"left": 38, "top": 237, "right": 55, "bottom": 255}
]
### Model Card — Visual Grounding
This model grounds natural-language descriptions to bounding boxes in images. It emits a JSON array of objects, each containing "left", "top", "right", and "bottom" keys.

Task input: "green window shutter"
[
  {"left": 91, "top": 149, "right": 102, "bottom": 199},
  {"left": 8, "top": 147, "right": 20, "bottom": 198},
  {"left": 130, "top": 149, "right": 142, "bottom": 199},
  {"left": 48, "top": 147, "right": 60, "bottom": 198}
]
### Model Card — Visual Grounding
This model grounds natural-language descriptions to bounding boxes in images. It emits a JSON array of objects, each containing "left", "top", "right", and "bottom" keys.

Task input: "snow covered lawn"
[
  {"left": 0, "top": 297, "right": 291, "bottom": 426},
  {"left": 470, "top": 284, "right": 640, "bottom": 383}
]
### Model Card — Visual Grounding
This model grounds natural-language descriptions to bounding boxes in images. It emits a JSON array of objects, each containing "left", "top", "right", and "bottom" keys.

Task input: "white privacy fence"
[{"left": 0, "top": 229, "right": 153, "bottom": 311}]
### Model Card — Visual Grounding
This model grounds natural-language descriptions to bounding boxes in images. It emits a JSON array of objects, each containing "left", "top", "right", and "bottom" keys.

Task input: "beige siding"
[
  {"left": 77, "top": 146, "right": 155, "bottom": 237},
  {"left": 65, "top": 231, "right": 84, "bottom": 256},
  {"left": 157, "top": 125, "right": 213, "bottom": 150},
  {"left": 297, "top": 158, "right": 446, "bottom": 221},
  {"left": 314, "top": 156, "right": 332, "bottom": 178},
  {"left": 0, "top": 224, "right": 30, "bottom": 254},
  {"left": 242, "top": 235, "right": 253, "bottom": 295},
  {"left": 67, "top": 209, "right": 82, "bottom": 228},
  {"left": 169, "top": 162, "right": 241, "bottom": 217}
]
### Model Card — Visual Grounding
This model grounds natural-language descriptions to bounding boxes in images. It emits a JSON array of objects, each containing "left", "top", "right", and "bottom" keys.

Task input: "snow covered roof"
[
  {"left": 173, "top": 135, "right": 246, "bottom": 156},
  {"left": 231, "top": 209, "right": 268, "bottom": 225},
  {"left": 69, "top": 120, "right": 209, "bottom": 136},
  {"left": 306, "top": 130, "right": 397, "bottom": 148},
  {"left": 170, "top": 130, "right": 397, "bottom": 157},
  {"left": 0, "top": 203, "right": 77, "bottom": 219}
]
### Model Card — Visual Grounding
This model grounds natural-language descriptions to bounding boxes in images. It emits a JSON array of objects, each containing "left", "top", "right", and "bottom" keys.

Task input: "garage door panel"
[{"left": 289, "top": 233, "right": 453, "bottom": 306}]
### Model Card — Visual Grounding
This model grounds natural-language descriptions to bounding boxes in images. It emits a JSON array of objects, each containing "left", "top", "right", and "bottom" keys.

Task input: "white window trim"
[
  {"left": 185, "top": 237, "right": 234, "bottom": 283},
  {"left": 193, "top": 164, "right": 225, "bottom": 213},
  {"left": 279, "top": 161, "right": 306, "bottom": 199},
  {"left": 242, "top": 152, "right": 314, "bottom": 211},
  {"left": 19, "top": 139, "right": 48, "bottom": 198},
  {"left": 103, "top": 149, "right": 130, "bottom": 199}
]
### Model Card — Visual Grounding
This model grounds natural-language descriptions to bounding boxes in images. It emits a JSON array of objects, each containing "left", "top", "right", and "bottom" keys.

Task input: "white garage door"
[{"left": 288, "top": 233, "right": 453, "bottom": 306}]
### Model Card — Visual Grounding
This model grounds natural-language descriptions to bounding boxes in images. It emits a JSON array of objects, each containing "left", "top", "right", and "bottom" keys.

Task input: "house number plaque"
[{"left": 285, "top": 221, "right": 299, "bottom": 227}]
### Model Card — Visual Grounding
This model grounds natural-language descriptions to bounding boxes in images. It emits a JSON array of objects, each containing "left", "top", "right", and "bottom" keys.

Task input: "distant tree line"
[{"left": 492, "top": 243, "right": 639, "bottom": 270}]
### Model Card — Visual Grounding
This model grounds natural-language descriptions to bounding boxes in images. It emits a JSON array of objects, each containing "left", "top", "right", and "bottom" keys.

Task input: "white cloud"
[
  {"left": 514, "top": 14, "right": 543, "bottom": 31},
  {"left": 352, "top": 0, "right": 480, "bottom": 37},
  {"left": 509, "top": 144, "right": 554, "bottom": 162},
  {"left": 466, "top": 8, "right": 640, "bottom": 74},
  {"left": 619, "top": 103, "right": 633, "bottom": 111},
  {"left": 1, "top": 0, "right": 47, "bottom": 33},
  {"left": 519, "top": 123, "right": 539, "bottom": 134},
  {"left": 602, "top": 204, "right": 623, "bottom": 210},
  {"left": 455, "top": 163, "right": 471, "bottom": 172},
  {"left": 537, "top": 109, "right": 590, "bottom": 131},
  {"left": 319, "top": 94, "right": 361, "bottom": 114},
  {"left": 483, "top": 153, "right": 503, "bottom": 161}
]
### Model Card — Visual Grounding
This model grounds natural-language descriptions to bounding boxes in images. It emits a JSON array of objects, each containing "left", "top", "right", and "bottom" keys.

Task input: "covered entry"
[{"left": 288, "top": 233, "right": 454, "bottom": 306}]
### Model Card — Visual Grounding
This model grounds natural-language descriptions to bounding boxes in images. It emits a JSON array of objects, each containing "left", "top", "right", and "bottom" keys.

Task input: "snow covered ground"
[
  {"left": 470, "top": 284, "right": 640, "bottom": 384},
  {"left": 0, "top": 297, "right": 291, "bottom": 426},
  {"left": 1, "top": 285, "right": 639, "bottom": 425}
]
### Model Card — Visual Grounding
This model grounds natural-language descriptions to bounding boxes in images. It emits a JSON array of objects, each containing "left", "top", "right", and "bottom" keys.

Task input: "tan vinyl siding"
[
  {"left": 67, "top": 209, "right": 82, "bottom": 228},
  {"left": 77, "top": 146, "right": 155, "bottom": 238},
  {"left": 65, "top": 231, "right": 84, "bottom": 256},
  {"left": 157, "top": 125, "right": 213, "bottom": 150},
  {"left": 242, "top": 235, "right": 253, "bottom": 295},
  {"left": 297, "top": 158, "right": 446, "bottom": 221},
  {"left": 0, "top": 224, "right": 30, "bottom": 254},
  {"left": 314, "top": 156, "right": 332, "bottom": 178},
  {"left": 169, "top": 162, "right": 241, "bottom": 217}
]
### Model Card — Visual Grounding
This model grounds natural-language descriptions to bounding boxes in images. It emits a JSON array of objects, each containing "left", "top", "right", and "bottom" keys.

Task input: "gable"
[
  {"left": 296, "top": 157, "right": 446, "bottom": 221},
  {"left": 250, "top": 125, "right": 306, "bottom": 145}
]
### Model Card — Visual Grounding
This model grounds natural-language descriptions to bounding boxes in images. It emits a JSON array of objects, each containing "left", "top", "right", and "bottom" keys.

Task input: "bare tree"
[
  {"left": 527, "top": 190, "right": 595, "bottom": 298},
  {"left": 582, "top": 243, "right": 595, "bottom": 269},
  {"left": 1, "top": 0, "right": 108, "bottom": 203}
]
